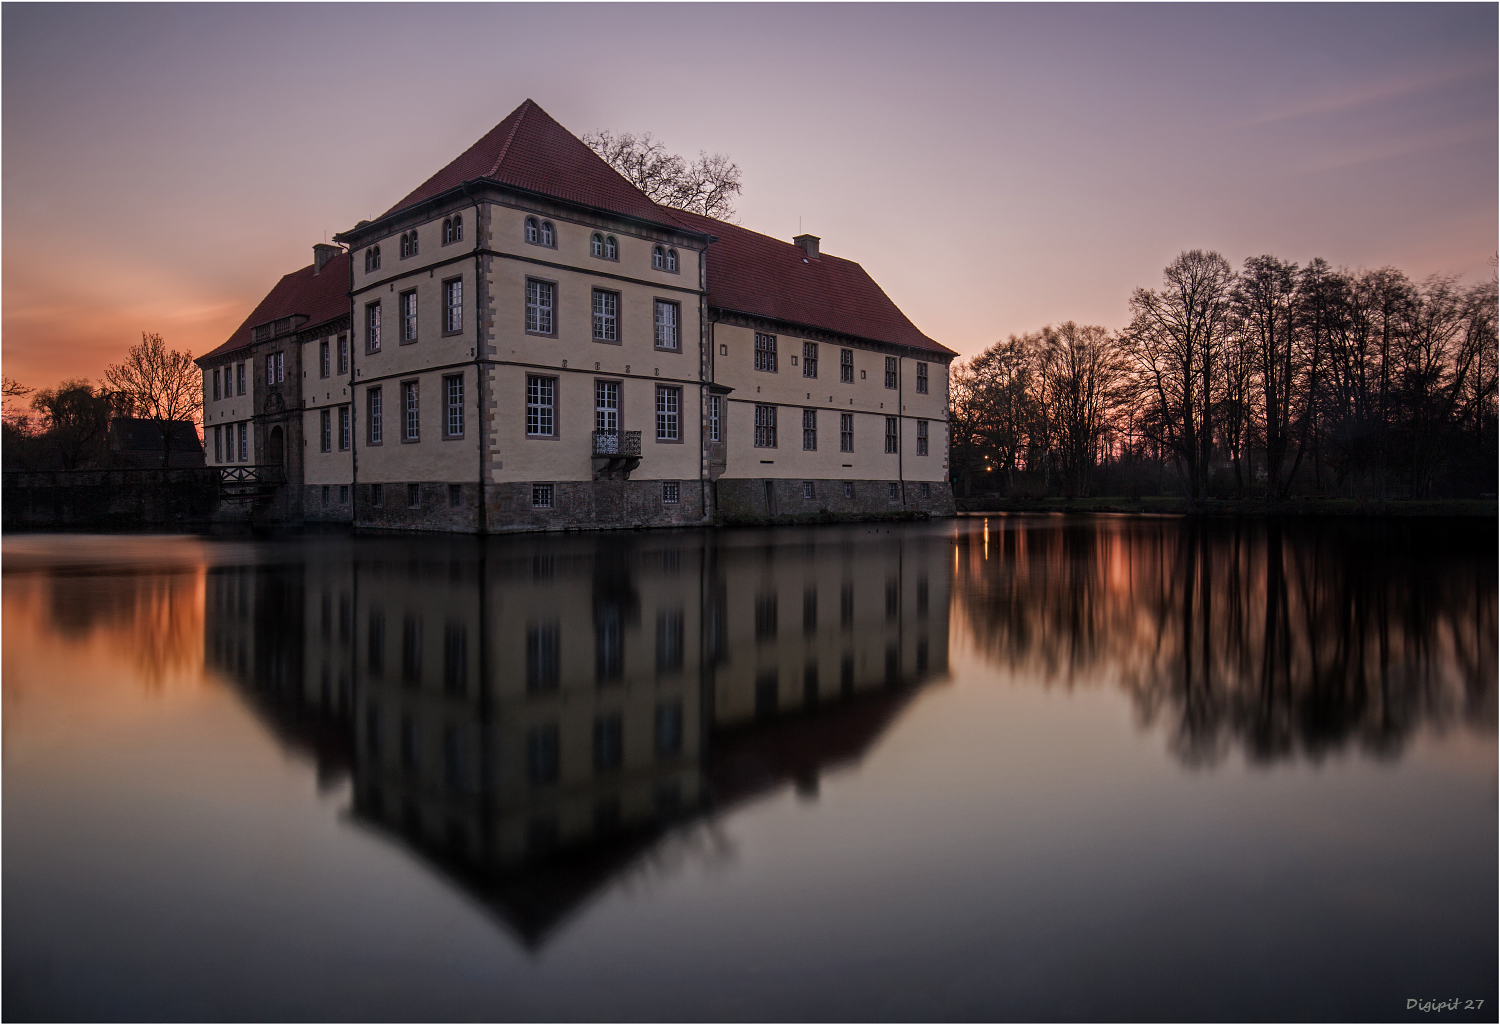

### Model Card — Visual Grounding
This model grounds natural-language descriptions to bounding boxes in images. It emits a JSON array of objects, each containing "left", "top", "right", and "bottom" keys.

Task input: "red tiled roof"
[
  {"left": 673, "top": 210, "right": 953, "bottom": 356},
  {"left": 200, "top": 251, "right": 350, "bottom": 363},
  {"left": 379, "top": 99, "right": 688, "bottom": 228}
]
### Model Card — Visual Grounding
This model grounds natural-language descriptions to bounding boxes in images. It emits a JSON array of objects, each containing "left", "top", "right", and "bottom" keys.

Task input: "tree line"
[
  {"left": 4, "top": 332, "right": 202, "bottom": 470},
  {"left": 952, "top": 251, "right": 1498, "bottom": 504}
]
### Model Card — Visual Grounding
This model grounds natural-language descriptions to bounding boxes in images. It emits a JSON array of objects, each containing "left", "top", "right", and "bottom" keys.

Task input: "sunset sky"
[{"left": 3, "top": 3, "right": 1494, "bottom": 390}]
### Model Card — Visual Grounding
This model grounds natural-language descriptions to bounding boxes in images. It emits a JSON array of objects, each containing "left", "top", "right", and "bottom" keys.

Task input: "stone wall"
[
  {"left": 3, "top": 469, "right": 220, "bottom": 530},
  {"left": 355, "top": 479, "right": 711, "bottom": 534},
  {"left": 715, "top": 478, "right": 956, "bottom": 525}
]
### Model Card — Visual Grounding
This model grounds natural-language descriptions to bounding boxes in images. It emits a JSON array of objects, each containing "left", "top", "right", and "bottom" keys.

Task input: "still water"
[{"left": 3, "top": 516, "right": 1495, "bottom": 1022}]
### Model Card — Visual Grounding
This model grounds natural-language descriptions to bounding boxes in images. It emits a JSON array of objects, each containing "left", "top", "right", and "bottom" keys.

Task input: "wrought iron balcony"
[{"left": 592, "top": 430, "right": 641, "bottom": 458}]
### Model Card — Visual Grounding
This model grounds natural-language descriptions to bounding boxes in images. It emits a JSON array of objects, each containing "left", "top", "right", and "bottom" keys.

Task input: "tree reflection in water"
[{"left": 955, "top": 515, "right": 1496, "bottom": 766}]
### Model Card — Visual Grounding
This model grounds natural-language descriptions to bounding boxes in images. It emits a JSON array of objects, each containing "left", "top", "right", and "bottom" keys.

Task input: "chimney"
[
  {"left": 794, "top": 234, "right": 820, "bottom": 260},
  {"left": 313, "top": 243, "right": 340, "bottom": 274}
]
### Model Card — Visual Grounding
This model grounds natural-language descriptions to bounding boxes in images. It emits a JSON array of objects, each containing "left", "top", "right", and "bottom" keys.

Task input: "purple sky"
[{"left": 4, "top": 3, "right": 1494, "bottom": 387}]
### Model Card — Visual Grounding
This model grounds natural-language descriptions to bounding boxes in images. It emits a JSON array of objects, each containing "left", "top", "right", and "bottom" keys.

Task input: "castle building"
[{"left": 196, "top": 100, "right": 955, "bottom": 532}]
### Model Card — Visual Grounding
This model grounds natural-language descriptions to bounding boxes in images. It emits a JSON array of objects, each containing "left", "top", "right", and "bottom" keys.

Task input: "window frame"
[
  {"left": 885, "top": 416, "right": 899, "bottom": 454},
  {"left": 525, "top": 217, "right": 556, "bottom": 248},
  {"left": 212, "top": 367, "right": 222, "bottom": 400},
  {"left": 840, "top": 348, "right": 854, "bottom": 383},
  {"left": 802, "top": 408, "right": 817, "bottom": 451},
  {"left": 525, "top": 278, "right": 556, "bottom": 336},
  {"left": 531, "top": 483, "right": 554, "bottom": 509},
  {"left": 655, "top": 385, "right": 682, "bottom": 443},
  {"left": 366, "top": 301, "right": 382, "bottom": 353},
  {"left": 803, "top": 342, "right": 818, "bottom": 379},
  {"left": 653, "top": 298, "right": 681, "bottom": 351},
  {"left": 443, "top": 276, "right": 463, "bottom": 335},
  {"left": 707, "top": 394, "right": 722, "bottom": 442},
  {"left": 754, "top": 404, "right": 777, "bottom": 449},
  {"left": 367, "top": 387, "right": 383, "bottom": 446},
  {"left": 916, "top": 419, "right": 929, "bottom": 456},
  {"left": 916, "top": 362, "right": 929, "bottom": 394},
  {"left": 594, "top": 379, "right": 621, "bottom": 434},
  {"left": 337, "top": 335, "right": 349, "bottom": 375},
  {"left": 401, "top": 380, "right": 420, "bottom": 443},
  {"left": 400, "top": 289, "right": 418, "bottom": 344},
  {"left": 339, "top": 405, "right": 351, "bottom": 451},
  {"left": 754, "top": 332, "right": 778, "bottom": 373},
  {"left": 443, "top": 374, "right": 464, "bottom": 439},
  {"left": 591, "top": 287, "right": 620, "bottom": 344},
  {"left": 885, "top": 356, "right": 898, "bottom": 389},
  {"left": 526, "top": 374, "right": 558, "bottom": 438},
  {"left": 663, "top": 481, "right": 680, "bottom": 504},
  {"left": 319, "top": 340, "right": 330, "bottom": 378},
  {"left": 840, "top": 413, "right": 854, "bottom": 452},
  {"left": 320, "top": 409, "right": 332, "bottom": 453},
  {"left": 237, "top": 362, "right": 246, "bottom": 396}
]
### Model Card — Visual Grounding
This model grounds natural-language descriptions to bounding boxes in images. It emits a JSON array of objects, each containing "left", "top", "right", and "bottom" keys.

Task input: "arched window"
[
  {"left": 525, "top": 217, "right": 539, "bottom": 244},
  {"left": 400, "top": 232, "right": 417, "bottom": 259},
  {"left": 652, "top": 245, "right": 665, "bottom": 270},
  {"left": 453, "top": 215, "right": 462, "bottom": 242},
  {"left": 591, "top": 233, "right": 605, "bottom": 258},
  {"left": 539, "top": 220, "right": 555, "bottom": 247},
  {"left": 665, "top": 248, "right": 678, "bottom": 272},
  {"left": 605, "top": 236, "right": 618, "bottom": 260},
  {"left": 366, "top": 246, "right": 381, "bottom": 272},
  {"left": 442, "top": 218, "right": 453, "bottom": 245}
]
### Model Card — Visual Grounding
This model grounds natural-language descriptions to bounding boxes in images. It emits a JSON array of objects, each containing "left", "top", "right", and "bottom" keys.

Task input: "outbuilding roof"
[{"left": 199, "top": 251, "right": 350, "bottom": 364}]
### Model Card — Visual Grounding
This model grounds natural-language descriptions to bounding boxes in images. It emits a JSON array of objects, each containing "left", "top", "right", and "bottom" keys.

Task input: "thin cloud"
[
  {"left": 1242, "top": 60, "right": 1493, "bottom": 127},
  {"left": 1301, "top": 119, "right": 1495, "bottom": 175}
]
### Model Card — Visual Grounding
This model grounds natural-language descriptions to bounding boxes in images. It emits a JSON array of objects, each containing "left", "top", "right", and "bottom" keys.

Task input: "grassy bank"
[{"left": 957, "top": 497, "right": 1498, "bottom": 517}]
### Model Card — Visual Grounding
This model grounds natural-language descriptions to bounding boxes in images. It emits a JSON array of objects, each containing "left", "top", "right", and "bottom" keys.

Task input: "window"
[
  {"left": 364, "top": 246, "right": 380, "bottom": 272},
  {"left": 338, "top": 406, "right": 350, "bottom": 450},
  {"left": 840, "top": 348, "right": 854, "bottom": 383},
  {"left": 525, "top": 279, "right": 554, "bottom": 334},
  {"left": 339, "top": 484, "right": 349, "bottom": 505},
  {"left": 663, "top": 481, "right": 680, "bottom": 504},
  {"left": 212, "top": 368, "right": 222, "bottom": 400},
  {"left": 754, "top": 404, "right": 777, "bottom": 448},
  {"left": 446, "top": 484, "right": 461, "bottom": 508},
  {"left": 213, "top": 425, "right": 222, "bottom": 462},
  {"left": 371, "top": 483, "right": 383, "bottom": 506},
  {"left": 408, "top": 483, "right": 421, "bottom": 508},
  {"left": 843, "top": 481, "right": 855, "bottom": 499},
  {"left": 652, "top": 245, "right": 665, "bottom": 270},
  {"left": 591, "top": 233, "right": 618, "bottom": 260},
  {"left": 803, "top": 342, "right": 818, "bottom": 378},
  {"left": 320, "top": 410, "right": 332, "bottom": 452},
  {"left": 917, "top": 419, "right": 929, "bottom": 456},
  {"left": 754, "top": 332, "right": 777, "bottom": 372},
  {"left": 916, "top": 362, "right": 929, "bottom": 394},
  {"left": 322, "top": 485, "right": 330, "bottom": 507},
  {"left": 531, "top": 483, "right": 554, "bottom": 509},
  {"left": 889, "top": 482, "right": 901, "bottom": 500},
  {"left": 401, "top": 290, "right": 418, "bottom": 342},
  {"left": 802, "top": 409, "right": 817, "bottom": 450},
  {"left": 366, "top": 302, "right": 381, "bottom": 352},
  {"left": 237, "top": 422, "right": 248, "bottom": 461},
  {"left": 444, "top": 278, "right": 462, "bottom": 333},
  {"left": 592, "top": 289, "right": 619, "bottom": 342},
  {"left": 400, "top": 231, "right": 417, "bottom": 259},
  {"left": 654, "top": 299, "right": 680, "bottom": 350},
  {"left": 368, "top": 387, "right": 383, "bottom": 444},
  {"left": 656, "top": 385, "right": 681, "bottom": 441},
  {"left": 526, "top": 376, "right": 556, "bottom": 436},
  {"left": 402, "top": 381, "right": 419, "bottom": 441},
  {"left": 319, "top": 340, "right": 330, "bottom": 378},
  {"left": 595, "top": 380, "right": 619, "bottom": 433},
  {"left": 920, "top": 482, "right": 932, "bottom": 499},
  {"left": 802, "top": 481, "right": 815, "bottom": 500},
  {"left": 885, "top": 416, "right": 899, "bottom": 454},
  {"left": 707, "top": 395, "right": 722, "bottom": 442},
  {"left": 236, "top": 362, "right": 246, "bottom": 396},
  {"left": 266, "top": 352, "right": 284, "bottom": 384},
  {"left": 840, "top": 413, "right": 854, "bottom": 452},
  {"left": 885, "top": 357, "right": 898, "bottom": 389},
  {"left": 337, "top": 335, "right": 349, "bottom": 374},
  {"left": 525, "top": 217, "right": 555, "bottom": 247},
  {"left": 443, "top": 216, "right": 463, "bottom": 245},
  {"left": 526, "top": 622, "right": 560, "bottom": 690},
  {"left": 444, "top": 375, "right": 463, "bottom": 437}
]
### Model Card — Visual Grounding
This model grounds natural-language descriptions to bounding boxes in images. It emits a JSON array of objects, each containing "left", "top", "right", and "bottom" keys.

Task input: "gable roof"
[
  {"left": 379, "top": 99, "right": 687, "bottom": 229},
  {"left": 673, "top": 210, "right": 953, "bottom": 356},
  {"left": 199, "top": 251, "right": 350, "bottom": 364}
]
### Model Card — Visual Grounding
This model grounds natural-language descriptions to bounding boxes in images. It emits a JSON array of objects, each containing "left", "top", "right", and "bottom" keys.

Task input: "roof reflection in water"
[{"left": 203, "top": 526, "right": 950, "bottom": 947}]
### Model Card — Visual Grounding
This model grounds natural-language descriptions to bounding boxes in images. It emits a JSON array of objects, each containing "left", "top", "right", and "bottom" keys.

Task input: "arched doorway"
[{"left": 268, "top": 426, "right": 284, "bottom": 466}]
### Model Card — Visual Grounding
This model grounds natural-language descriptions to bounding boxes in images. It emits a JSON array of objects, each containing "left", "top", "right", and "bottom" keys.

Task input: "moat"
[{"left": 3, "top": 516, "right": 1494, "bottom": 1021}]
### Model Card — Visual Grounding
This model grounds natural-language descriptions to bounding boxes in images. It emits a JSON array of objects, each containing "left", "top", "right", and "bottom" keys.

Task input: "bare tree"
[
  {"left": 1126, "top": 251, "right": 1236, "bottom": 503},
  {"left": 583, "top": 130, "right": 742, "bottom": 220},
  {"left": 104, "top": 332, "right": 202, "bottom": 467},
  {"left": 1039, "top": 323, "right": 1127, "bottom": 498},
  {"left": 1233, "top": 255, "right": 1303, "bottom": 499}
]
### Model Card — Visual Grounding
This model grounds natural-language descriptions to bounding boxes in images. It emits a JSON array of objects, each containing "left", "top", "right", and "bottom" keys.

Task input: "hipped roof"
[{"left": 200, "top": 251, "right": 350, "bottom": 363}]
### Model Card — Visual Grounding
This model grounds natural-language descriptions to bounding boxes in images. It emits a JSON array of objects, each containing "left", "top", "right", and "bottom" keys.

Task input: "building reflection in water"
[
  {"left": 955, "top": 515, "right": 1496, "bottom": 766},
  {"left": 203, "top": 526, "right": 951, "bottom": 946}
]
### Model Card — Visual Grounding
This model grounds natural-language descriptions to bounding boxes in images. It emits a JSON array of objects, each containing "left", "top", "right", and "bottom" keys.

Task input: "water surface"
[{"left": 4, "top": 517, "right": 1495, "bottom": 1021}]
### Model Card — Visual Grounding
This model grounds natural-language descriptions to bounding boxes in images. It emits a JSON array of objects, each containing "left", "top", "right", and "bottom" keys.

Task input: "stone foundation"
[
  {"left": 353, "top": 479, "right": 710, "bottom": 533},
  {"left": 715, "top": 478, "right": 955, "bottom": 524}
]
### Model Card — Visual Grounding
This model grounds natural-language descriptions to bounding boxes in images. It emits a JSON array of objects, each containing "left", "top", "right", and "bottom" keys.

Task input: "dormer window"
[
  {"left": 590, "top": 233, "right": 618, "bottom": 260},
  {"left": 443, "top": 216, "right": 464, "bottom": 245},
  {"left": 400, "top": 231, "right": 418, "bottom": 259},
  {"left": 365, "top": 245, "right": 381, "bottom": 272},
  {"left": 653, "top": 246, "right": 679, "bottom": 272},
  {"left": 525, "top": 217, "right": 555, "bottom": 247}
]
